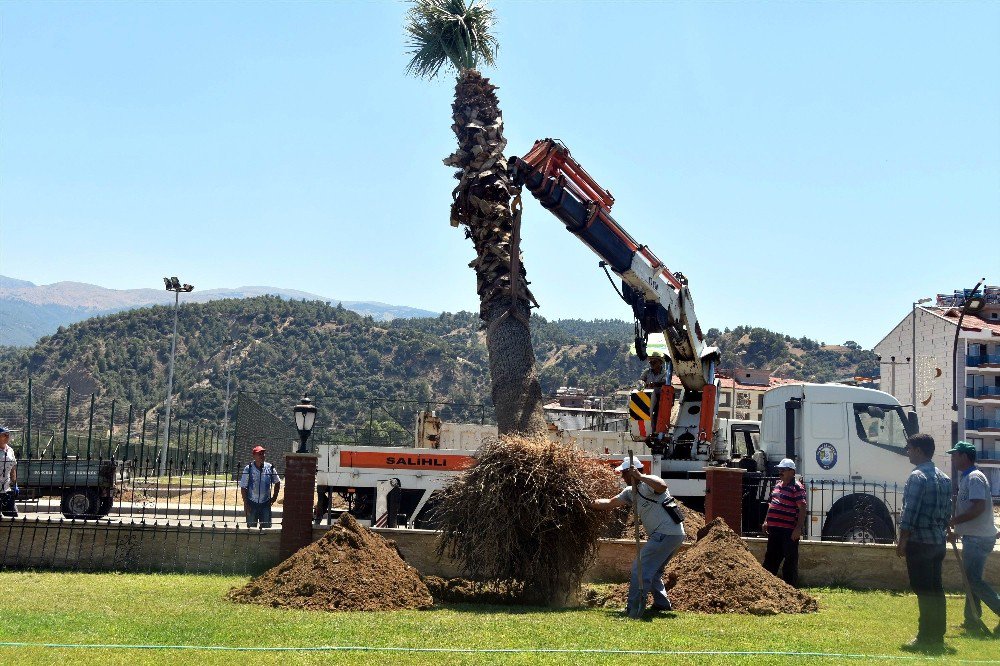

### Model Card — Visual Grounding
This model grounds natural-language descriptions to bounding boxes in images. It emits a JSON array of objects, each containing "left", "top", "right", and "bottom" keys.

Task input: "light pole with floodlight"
[
  {"left": 159, "top": 276, "right": 194, "bottom": 476},
  {"left": 951, "top": 278, "right": 987, "bottom": 415},
  {"left": 293, "top": 396, "right": 318, "bottom": 454}
]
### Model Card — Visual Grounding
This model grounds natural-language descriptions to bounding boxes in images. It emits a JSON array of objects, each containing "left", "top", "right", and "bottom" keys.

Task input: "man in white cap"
[
  {"left": 0, "top": 426, "right": 17, "bottom": 519},
  {"left": 592, "top": 455, "right": 685, "bottom": 618},
  {"left": 761, "top": 458, "right": 807, "bottom": 586}
]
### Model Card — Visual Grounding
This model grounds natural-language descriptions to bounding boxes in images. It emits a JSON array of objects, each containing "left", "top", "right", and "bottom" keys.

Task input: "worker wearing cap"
[
  {"left": 239, "top": 446, "right": 281, "bottom": 528},
  {"left": 0, "top": 427, "right": 17, "bottom": 519},
  {"left": 592, "top": 456, "right": 685, "bottom": 618},
  {"left": 947, "top": 441, "right": 1000, "bottom": 636},
  {"left": 761, "top": 458, "right": 806, "bottom": 586},
  {"left": 639, "top": 352, "right": 668, "bottom": 389}
]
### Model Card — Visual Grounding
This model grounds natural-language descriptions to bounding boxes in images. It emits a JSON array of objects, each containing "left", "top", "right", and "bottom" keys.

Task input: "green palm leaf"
[{"left": 405, "top": 0, "right": 499, "bottom": 79}]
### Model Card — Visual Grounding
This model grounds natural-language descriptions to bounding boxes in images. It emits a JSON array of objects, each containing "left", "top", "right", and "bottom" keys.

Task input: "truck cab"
[{"left": 757, "top": 383, "right": 918, "bottom": 542}]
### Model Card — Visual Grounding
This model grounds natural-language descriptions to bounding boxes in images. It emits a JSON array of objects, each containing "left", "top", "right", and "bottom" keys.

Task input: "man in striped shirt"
[{"left": 762, "top": 458, "right": 807, "bottom": 586}]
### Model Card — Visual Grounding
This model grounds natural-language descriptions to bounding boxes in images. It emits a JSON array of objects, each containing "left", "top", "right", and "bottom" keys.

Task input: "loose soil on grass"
[
  {"left": 585, "top": 518, "right": 818, "bottom": 615},
  {"left": 227, "top": 513, "right": 433, "bottom": 612}
]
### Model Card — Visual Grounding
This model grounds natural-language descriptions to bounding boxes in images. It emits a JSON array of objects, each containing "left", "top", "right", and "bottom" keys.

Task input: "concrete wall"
[
  {"left": 2, "top": 520, "right": 996, "bottom": 594},
  {"left": 0, "top": 521, "right": 281, "bottom": 575}
]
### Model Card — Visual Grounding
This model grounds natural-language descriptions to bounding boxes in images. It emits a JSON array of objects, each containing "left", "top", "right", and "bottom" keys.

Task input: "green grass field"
[{"left": 0, "top": 572, "right": 996, "bottom": 665}]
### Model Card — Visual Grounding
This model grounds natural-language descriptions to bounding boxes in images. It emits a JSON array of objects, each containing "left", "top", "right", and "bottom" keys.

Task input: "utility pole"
[
  {"left": 220, "top": 339, "right": 235, "bottom": 471},
  {"left": 159, "top": 277, "right": 194, "bottom": 476},
  {"left": 879, "top": 355, "right": 910, "bottom": 398}
]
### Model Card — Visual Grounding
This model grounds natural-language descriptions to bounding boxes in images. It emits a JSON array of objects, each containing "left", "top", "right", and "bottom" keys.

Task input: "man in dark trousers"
[
  {"left": 897, "top": 433, "right": 953, "bottom": 653},
  {"left": 761, "top": 458, "right": 806, "bottom": 586}
]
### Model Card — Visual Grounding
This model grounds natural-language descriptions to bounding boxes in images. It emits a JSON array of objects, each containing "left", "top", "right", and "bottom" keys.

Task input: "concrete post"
[
  {"left": 279, "top": 452, "right": 318, "bottom": 560},
  {"left": 704, "top": 467, "right": 746, "bottom": 535}
]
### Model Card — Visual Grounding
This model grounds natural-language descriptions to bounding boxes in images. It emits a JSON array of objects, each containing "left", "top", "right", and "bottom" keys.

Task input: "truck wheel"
[
  {"left": 98, "top": 497, "right": 113, "bottom": 517},
  {"left": 823, "top": 512, "right": 894, "bottom": 544},
  {"left": 61, "top": 489, "right": 99, "bottom": 520}
]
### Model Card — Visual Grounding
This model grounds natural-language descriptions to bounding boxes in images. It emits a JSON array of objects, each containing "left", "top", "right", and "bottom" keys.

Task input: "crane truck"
[{"left": 316, "top": 139, "right": 919, "bottom": 543}]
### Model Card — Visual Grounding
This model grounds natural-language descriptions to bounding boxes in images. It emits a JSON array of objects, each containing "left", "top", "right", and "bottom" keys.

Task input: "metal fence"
[
  {"left": 741, "top": 475, "right": 904, "bottom": 544},
  {"left": 234, "top": 390, "right": 490, "bottom": 453}
]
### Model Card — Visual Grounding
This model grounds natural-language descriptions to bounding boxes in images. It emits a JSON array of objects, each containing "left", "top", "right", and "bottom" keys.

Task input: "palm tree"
[{"left": 405, "top": 0, "right": 547, "bottom": 436}]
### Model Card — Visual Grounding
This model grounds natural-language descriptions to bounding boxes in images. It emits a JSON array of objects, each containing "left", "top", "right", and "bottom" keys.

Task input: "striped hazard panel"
[{"left": 628, "top": 390, "right": 652, "bottom": 422}]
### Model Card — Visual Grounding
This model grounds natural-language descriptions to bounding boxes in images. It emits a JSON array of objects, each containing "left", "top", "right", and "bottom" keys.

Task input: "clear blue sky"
[{"left": 1, "top": 1, "right": 997, "bottom": 348}]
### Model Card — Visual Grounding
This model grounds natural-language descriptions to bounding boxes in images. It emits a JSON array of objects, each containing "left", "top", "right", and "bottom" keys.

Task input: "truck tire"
[
  {"left": 823, "top": 511, "right": 894, "bottom": 545},
  {"left": 61, "top": 489, "right": 100, "bottom": 520}
]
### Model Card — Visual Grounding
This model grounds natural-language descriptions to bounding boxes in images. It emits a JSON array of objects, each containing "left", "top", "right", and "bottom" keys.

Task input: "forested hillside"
[{"left": 0, "top": 297, "right": 877, "bottom": 431}]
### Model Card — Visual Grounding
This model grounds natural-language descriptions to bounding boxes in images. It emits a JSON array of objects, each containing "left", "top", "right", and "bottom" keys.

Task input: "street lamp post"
[
  {"left": 293, "top": 396, "right": 318, "bottom": 454},
  {"left": 911, "top": 297, "right": 932, "bottom": 407},
  {"left": 951, "top": 278, "right": 987, "bottom": 414},
  {"left": 159, "top": 276, "right": 194, "bottom": 476}
]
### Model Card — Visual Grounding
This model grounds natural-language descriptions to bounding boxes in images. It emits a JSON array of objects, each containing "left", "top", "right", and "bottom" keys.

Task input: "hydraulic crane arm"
[{"left": 509, "top": 139, "right": 719, "bottom": 392}]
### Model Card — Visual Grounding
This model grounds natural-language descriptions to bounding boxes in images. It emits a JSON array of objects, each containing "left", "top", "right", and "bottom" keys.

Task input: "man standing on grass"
[
  {"left": 947, "top": 441, "right": 1000, "bottom": 637},
  {"left": 761, "top": 458, "right": 806, "bottom": 586},
  {"left": 896, "top": 433, "right": 952, "bottom": 653},
  {"left": 239, "top": 445, "right": 281, "bottom": 529},
  {"left": 591, "top": 456, "right": 685, "bottom": 619}
]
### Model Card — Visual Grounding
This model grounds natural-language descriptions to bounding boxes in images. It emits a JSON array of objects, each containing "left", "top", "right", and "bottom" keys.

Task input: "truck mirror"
[{"left": 906, "top": 411, "right": 919, "bottom": 436}]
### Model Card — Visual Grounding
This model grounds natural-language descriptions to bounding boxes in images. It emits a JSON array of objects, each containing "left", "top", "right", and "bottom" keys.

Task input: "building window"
[
  {"left": 736, "top": 392, "right": 751, "bottom": 409},
  {"left": 757, "top": 394, "right": 764, "bottom": 410}
]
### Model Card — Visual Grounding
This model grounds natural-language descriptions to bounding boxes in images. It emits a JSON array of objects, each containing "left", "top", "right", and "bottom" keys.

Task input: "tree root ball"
[{"left": 434, "top": 435, "right": 620, "bottom": 606}]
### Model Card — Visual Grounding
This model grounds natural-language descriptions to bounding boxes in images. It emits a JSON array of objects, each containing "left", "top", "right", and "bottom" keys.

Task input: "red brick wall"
[
  {"left": 704, "top": 467, "right": 745, "bottom": 535},
  {"left": 279, "top": 453, "right": 318, "bottom": 560}
]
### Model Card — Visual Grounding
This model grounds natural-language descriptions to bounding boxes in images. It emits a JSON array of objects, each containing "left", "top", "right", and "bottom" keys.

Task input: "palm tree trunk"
[{"left": 445, "top": 69, "right": 547, "bottom": 437}]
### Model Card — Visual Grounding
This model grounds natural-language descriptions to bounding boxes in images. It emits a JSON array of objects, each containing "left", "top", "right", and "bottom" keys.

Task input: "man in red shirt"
[{"left": 762, "top": 458, "right": 807, "bottom": 586}]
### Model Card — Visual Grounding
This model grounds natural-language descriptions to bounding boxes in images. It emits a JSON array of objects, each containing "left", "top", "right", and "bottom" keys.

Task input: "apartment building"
[{"left": 874, "top": 285, "right": 1000, "bottom": 494}]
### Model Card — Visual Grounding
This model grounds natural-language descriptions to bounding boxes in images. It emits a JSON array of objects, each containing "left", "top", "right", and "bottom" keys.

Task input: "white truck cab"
[{"left": 755, "top": 383, "right": 918, "bottom": 542}]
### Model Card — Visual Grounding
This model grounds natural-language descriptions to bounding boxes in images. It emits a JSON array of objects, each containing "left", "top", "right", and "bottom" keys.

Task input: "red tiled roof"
[
  {"left": 676, "top": 375, "right": 796, "bottom": 391},
  {"left": 934, "top": 308, "right": 1000, "bottom": 337}
]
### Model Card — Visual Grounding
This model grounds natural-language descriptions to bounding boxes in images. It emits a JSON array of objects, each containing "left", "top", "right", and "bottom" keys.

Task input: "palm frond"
[{"left": 404, "top": 0, "right": 499, "bottom": 80}]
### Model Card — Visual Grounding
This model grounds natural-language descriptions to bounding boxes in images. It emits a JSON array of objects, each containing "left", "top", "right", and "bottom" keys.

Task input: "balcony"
[
  {"left": 980, "top": 448, "right": 1000, "bottom": 462},
  {"left": 966, "top": 354, "right": 1000, "bottom": 368},
  {"left": 966, "top": 419, "right": 1000, "bottom": 432},
  {"left": 966, "top": 386, "right": 1000, "bottom": 399}
]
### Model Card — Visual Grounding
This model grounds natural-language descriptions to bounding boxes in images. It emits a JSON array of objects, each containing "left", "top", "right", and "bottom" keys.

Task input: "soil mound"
[
  {"left": 228, "top": 513, "right": 433, "bottom": 612},
  {"left": 586, "top": 518, "right": 818, "bottom": 615}
]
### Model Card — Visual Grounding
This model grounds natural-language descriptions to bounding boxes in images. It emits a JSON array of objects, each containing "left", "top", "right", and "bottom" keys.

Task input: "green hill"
[{"left": 0, "top": 297, "right": 878, "bottom": 435}]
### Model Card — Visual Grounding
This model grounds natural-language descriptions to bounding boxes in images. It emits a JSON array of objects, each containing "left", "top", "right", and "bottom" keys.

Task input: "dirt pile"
[
  {"left": 587, "top": 518, "right": 818, "bottom": 615},
  {"left": 228, "top": 513, "right": 433, "bottom": 612}
]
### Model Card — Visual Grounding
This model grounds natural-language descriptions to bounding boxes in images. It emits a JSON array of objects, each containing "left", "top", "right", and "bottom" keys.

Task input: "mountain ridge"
[{"left": 0, "top": 275, "right": 437, "bottom": 346}]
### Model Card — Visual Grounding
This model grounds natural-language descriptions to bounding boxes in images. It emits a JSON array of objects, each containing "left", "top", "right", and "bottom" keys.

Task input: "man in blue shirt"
[
  {"left": 896, "top": 433, "right": 952, "bottom": 653},
  {"left": 239, "top": 446, "right": 281, "bottom": 528}
]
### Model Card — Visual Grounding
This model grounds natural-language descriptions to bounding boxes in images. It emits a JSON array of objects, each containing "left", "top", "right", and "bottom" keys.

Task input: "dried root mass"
[{"left": 434, "top": 434, "right": 619, "bottom": 605}]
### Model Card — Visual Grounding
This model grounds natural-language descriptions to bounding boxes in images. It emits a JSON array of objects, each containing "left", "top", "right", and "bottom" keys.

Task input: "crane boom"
[{"left": 510, "top": 139, "right": 721, "bottom": 448}]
